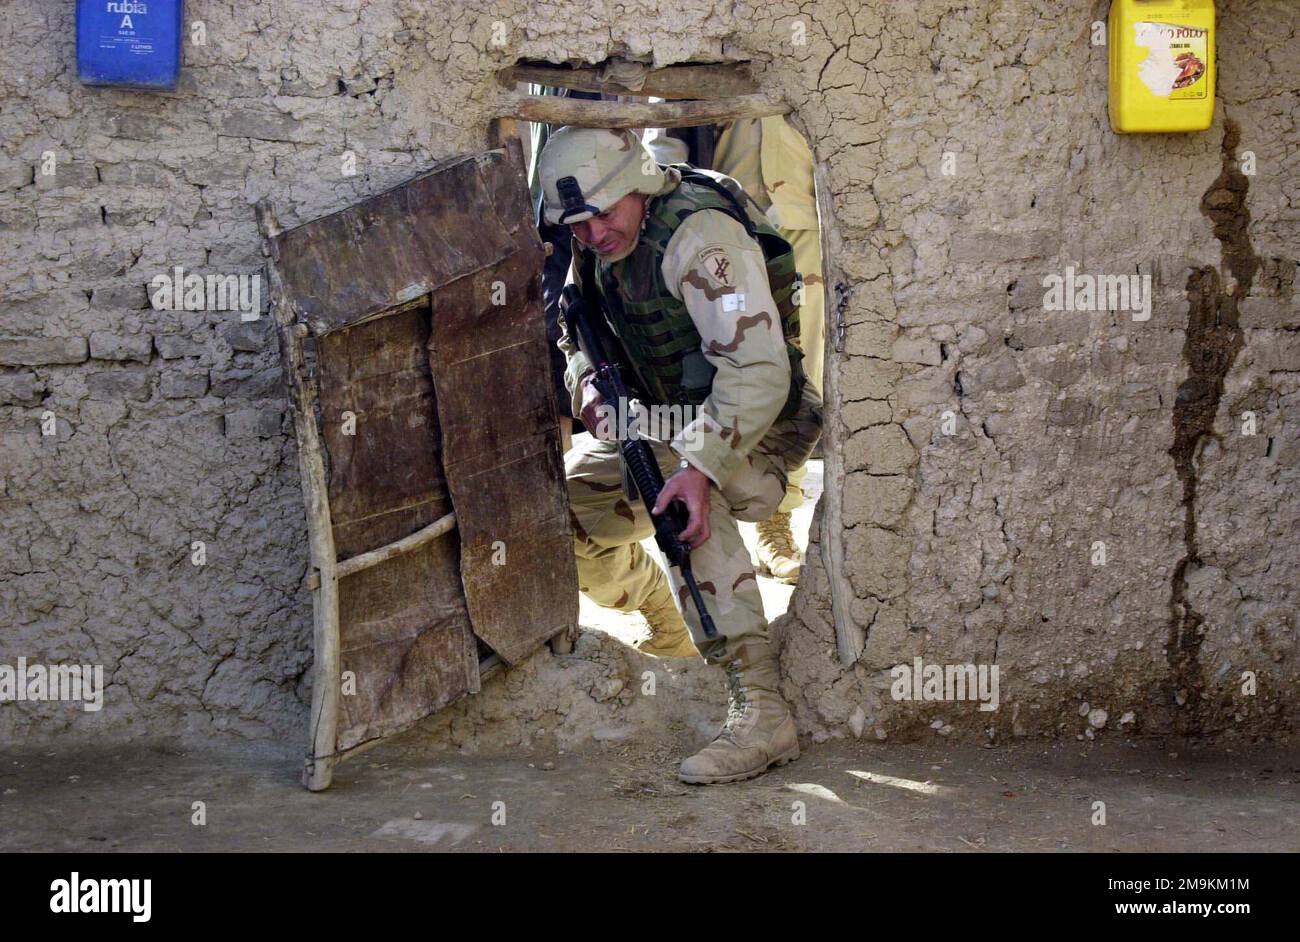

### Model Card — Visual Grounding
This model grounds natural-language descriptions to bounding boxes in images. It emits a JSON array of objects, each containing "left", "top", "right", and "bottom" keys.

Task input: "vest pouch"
[{"left": 601, "top": 172, "right": 805, "bottom": 425}]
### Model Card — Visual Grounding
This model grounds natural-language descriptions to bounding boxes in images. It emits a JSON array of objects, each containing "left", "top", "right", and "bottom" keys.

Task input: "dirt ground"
[
  {"left": 2, "top": 736, "right": 1298, "bottom": 853},
  {"left": 5, "top": 455, "right": 1296, "bottom": 853}
]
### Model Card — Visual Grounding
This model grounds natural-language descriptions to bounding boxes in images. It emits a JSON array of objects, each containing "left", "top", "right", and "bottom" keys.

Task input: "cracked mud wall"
[
  {"left": 781, "top": 1, "right": 1300, "bottom": 746},
  {"left": 1, "top": 1, "right": 1296, "bottom": 752}
]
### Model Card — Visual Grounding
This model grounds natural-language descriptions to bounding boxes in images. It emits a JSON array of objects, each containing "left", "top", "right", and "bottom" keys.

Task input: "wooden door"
[{"left": 257, "top": 139, "right": 577, "bottom": 790}]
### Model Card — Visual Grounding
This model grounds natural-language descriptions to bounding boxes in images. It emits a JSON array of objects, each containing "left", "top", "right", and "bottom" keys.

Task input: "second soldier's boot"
[
  {"left": 755, "top": 510, "right": 802, "bottom": 584},
  {"left": 636, "top": 577, "right": 698, "bottom": 658},
  {"left": 678, "top": 639, "right": 800, "bottom": 784}
]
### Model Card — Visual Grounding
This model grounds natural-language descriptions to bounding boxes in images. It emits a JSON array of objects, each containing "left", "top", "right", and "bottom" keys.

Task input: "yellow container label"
[
  {"left": 1108, "top": 0, "right": 1216, "bottom": 134},
  {"left": 1135, "top": 21, "right": 1209, "bottom": 100}
]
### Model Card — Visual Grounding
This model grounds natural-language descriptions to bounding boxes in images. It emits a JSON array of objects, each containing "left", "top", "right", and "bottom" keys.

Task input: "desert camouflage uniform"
[
  {"left": 713, "top": 117, "right": 825, "bottom": 515},
  {"left": 559, "top": 167, "right": 822, "bottom": 659}
]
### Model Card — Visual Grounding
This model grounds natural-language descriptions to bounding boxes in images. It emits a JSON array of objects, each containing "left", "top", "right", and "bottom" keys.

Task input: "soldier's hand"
[
  {"left": 579, "top": 374, "right": 611, "bottom": 439},
  {"left": 653, "top": 464, "right": 712, "bottom": 549}
]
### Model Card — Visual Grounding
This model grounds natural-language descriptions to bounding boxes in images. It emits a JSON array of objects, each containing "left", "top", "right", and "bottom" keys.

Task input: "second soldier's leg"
[
  {"left": 566, "top": 435, "right": 696, "bottom": 656},
  {"left": 778, "top": 463, "right": 807, "bottom": 515}
]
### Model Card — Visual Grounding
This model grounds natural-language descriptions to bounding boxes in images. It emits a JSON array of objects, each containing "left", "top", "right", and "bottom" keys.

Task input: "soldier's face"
[{"left": 571, "top": 193, "right": 647, "bottom": 260}]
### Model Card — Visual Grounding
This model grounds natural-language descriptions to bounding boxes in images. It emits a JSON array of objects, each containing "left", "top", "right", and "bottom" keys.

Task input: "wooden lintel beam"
[
  {"left": 501, "top": 62, "right": 758, "bottom": 99},
  {"left": 497, "top": 93, "right": 790, "bottom": 129}
]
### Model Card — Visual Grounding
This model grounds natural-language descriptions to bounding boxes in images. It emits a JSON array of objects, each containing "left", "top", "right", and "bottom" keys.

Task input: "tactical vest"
[{"left": 580, "top": 166, "right": 807, "bottom": 421}]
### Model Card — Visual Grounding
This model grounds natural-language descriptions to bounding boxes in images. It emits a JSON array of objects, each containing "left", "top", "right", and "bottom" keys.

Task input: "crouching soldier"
[{"left": 537, "top": 127, "right": 822, "bottom": 784}]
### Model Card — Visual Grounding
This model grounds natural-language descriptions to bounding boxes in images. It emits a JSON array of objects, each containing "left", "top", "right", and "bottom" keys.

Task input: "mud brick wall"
[{"left": 1, "top": 1, "right": 1296, "bottom": 750}]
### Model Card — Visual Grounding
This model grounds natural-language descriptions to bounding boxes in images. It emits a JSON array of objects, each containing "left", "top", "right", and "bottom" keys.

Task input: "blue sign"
[{"left": 76, "top": 0, "right": 184, "bottom": 90}]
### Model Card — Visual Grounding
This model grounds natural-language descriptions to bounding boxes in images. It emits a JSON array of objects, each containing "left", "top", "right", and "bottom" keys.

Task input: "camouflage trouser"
[{"left": 566, "top": 385, "right": 822, "bottom": 662}]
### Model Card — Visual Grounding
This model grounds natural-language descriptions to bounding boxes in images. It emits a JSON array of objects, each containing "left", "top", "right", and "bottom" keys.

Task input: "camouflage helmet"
[{"left": 538, "top": 127, "right": 668, "bottom": 226}]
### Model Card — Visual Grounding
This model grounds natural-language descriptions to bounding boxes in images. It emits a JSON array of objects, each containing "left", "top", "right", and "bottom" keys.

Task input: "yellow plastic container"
[{"left": 1109, "top": 0, "right": 1215, "bottom": 133}]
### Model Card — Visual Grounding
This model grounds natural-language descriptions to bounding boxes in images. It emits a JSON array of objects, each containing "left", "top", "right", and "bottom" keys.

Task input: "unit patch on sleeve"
[{"left": 697, "top": 245, "right": 736, "bottom": 290}]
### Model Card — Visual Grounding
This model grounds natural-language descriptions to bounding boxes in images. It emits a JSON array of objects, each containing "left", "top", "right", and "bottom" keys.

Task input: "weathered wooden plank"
[
  {"left": 256, "top": 201, "right": 343, "bottom": 792},
  {"left": 314, "top": 306, "right": 479, "bottom": 752},
  {"left": 500, "top": 62, "right": 760, "bottom": 98},
  {"left": 271, "top": 151, "right": 524, "bottom": 334},
  {"left": 474, "top": 137, "right": 537, "bottom": 233},
  {"left": 497, "top": 92, "right": 791, "bottom": 129},
  {"left": 334, "top": 552, "right": 477, "bottom": 753},
  {"left": 426, "top": 211, "right": 578, "bottom": 666},
  {"left": 316, "top": 307, "right": 447, "bottom": 553},
  {"left": 442, "top": 438, "right": 577, "bottom": 665}
]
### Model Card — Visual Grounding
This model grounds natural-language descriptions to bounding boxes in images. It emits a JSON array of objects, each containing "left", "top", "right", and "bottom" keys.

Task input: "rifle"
[{"left": 560, "top": 282, "right": 719, "bottom": 640}]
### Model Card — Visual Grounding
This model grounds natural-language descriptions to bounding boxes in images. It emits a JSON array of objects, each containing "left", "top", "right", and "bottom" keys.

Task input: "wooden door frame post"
[{"left": 257, "top": 201, "right": 342, "bottom": 792}]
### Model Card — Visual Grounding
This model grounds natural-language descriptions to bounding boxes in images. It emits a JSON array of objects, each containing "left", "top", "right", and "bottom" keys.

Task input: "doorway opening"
[{"left": 500, "top": 60, "right": 830, "bottom": 654}]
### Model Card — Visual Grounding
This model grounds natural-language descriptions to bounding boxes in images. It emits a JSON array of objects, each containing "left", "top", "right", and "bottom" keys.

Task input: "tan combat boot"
[
  {"left": 678, "top": 639, "right": 800, "bottom": 784},
  {"left": 756, "top": 510, "right": 802, "bottom": 584},
  {"left": 636, "top": 578, "right": 698, "bottom": 658}
]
